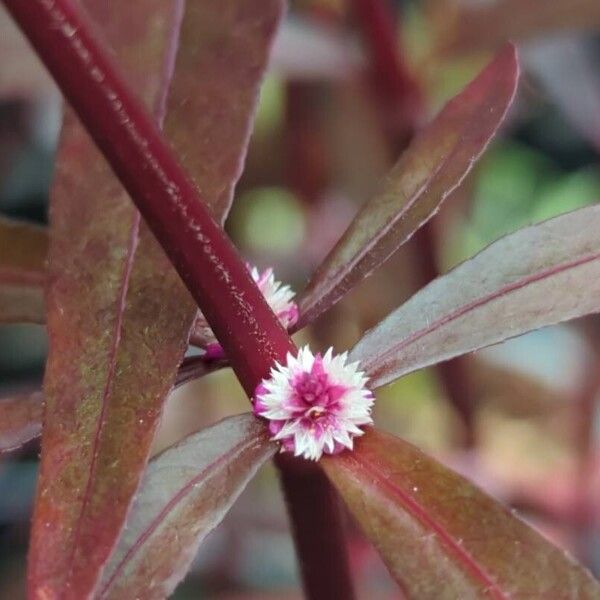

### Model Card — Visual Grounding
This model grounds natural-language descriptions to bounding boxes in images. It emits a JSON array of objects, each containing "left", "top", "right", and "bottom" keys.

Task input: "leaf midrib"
[
  {"left": 364, "top": 250, "right": 600, "bottom": 384},
  {"left": 346, "top": 451, "right": 509, "bottom": 599}
]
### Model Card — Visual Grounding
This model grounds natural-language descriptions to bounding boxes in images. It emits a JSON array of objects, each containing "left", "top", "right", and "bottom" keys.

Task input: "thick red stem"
[
  {"left": 277, "top": 455, "right": 356, "bottom": 600},
  {"left": 5, "top": 0, "right": 356, "bottom": 596}
]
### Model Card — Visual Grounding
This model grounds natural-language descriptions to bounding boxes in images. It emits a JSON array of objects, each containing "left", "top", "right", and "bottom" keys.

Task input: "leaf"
[
  {"left": 351, "top": 204, "right": 600, "bottom": 389},
  {"left": 164, "top": 0, "right": 283, "bottom": 225},
  {"left": 0, "top": 391, "right": 43, "bottom": 453},
  {"left": 296, "top": 44, "right": 518, "bottom": 328},
  {"left": 98, "top": 414, "right": 274, "bottom": 599},
  {"left": 0, "top": 216, "right": 47, "bottom": 324},
  {"left": 0, "top": 356, "right": 222, "bottom": 459},
  {"left": 433, "top": 0, "right": 600, "bottom": 56},
  {"left": 28, "top": 2, "right": 282, "bottom": 598},
  {"left": 322, "top": 428, "right": 600, "bottom": 598},
  {"left": 28, "top": 5, "right": 185, "bottom": 598}
]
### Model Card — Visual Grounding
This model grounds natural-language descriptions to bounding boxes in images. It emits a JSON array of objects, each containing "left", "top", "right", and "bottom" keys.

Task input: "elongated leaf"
[
  {"left": 296, "top": 44, "right": 518, "bottom": 328},
  {"left": 29, "top": 2, "right": 282, "bottom": 598},
  {"left": 322, "top": 428, "right": 600, "bottom": 598},
  {"left": 0, "top": 216, "right": 47, "bottom": 323},
  {"left": 29, "top": 5, "right": 184, "bottom": 598},
  {"left": 98, "top": 414, "right": 274, "bottom": 599},
  {"left": 434, "top": 0, "right": 600, "bottom": 56},
  {"left": 351, "top": 204, "right": 600, "bottom": 389},
  {"left": 165, "top": 0, "right": 283, "bottom": 224},
  {"left": 0, "top": 391, "right": 43, "bottom": 453},
  {"left": 0, "top": 356, "right": 222, "bottom": 458}
]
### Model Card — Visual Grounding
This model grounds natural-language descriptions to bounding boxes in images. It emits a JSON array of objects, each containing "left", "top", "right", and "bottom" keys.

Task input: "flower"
[
  {"left": 253, "top": 346, "right": 374, "bottom": 460},
  {"left": 195, "top": 266, "right": 298, "bottom": 360}
]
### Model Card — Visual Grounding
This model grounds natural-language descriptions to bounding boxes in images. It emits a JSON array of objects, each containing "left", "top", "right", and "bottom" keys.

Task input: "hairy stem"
[{"left": 4, "top": 0, "right": 355, "bottom": 596}]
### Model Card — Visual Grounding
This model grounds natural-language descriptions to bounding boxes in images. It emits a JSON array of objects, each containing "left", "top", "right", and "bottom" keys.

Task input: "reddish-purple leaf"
[
  {"left": 322, "top": 428, "right": 600, "bottom": 598},
  {"left": 351, "top": 205, "right": 600, "bottom": 389},
  {"left": 29, "top": 5, "right": 184, "bottom": 598},
  {"left": 296, "top": 44, "right": 519, "bottom": 329},
  {"left": 0, "top": 391, "right": 43, "bottom": 453},
  {"left": 28, "top": 2, "right": 282, "bottom": 598},
  {"left": 164, "top": 0, "right": 283, "bottom": 225},
  {"left": 98, "top": 415, "right": 274, "bottom": 599},
  {"left": 0, "top": 216, "right": 47, "bottom": 324}
]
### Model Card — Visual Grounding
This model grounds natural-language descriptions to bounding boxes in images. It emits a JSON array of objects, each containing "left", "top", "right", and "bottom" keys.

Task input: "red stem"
[
  {"left": 277, "top": 455, "right": 356, "bottom": 600},
  {"left": 4, "top": 0, "right": 355, "bottom": 596}
]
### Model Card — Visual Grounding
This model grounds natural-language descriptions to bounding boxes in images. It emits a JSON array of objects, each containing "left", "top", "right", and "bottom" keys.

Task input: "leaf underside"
[
  {"left": 28, "top": 1, "right": 282, "bottom": 598},
  {"left": 351, "top": 204, "right": 600, "bottom": 389},
  {"left": 99, "top": 414, "right": 275, "bottom": 599},
  {"left": 322, "top": 428, "right": 600, "bottom": 599},
  {"left": 295, "top": 43, "right": 519, "bottom": 329}
]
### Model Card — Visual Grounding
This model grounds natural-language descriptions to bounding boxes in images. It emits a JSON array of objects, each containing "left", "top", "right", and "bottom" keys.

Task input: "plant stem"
[
  {"left": 277, "top": 455, "right": 356, "bottom": 600},
  {"left": 4, "top": 0, "right": 355, "bottom": 596}
]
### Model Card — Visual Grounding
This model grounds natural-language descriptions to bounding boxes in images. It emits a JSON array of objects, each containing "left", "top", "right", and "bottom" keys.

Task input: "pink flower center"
[{"left": 287, "top": 357, "right": 348, "bottom": 422}]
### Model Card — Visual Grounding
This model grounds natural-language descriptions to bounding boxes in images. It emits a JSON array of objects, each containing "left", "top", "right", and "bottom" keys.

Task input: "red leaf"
[
  {"left": 322, "top": 428, "right": 600, "bottom": 597},
  {"left": 351, "top": 205, "right": 600, "bottom": 389},
  {"left": 164, "top": 0, "right": 282, "bottom": 225},
  {"left": 0, "top": 216, "right": 47, "bottom": 324},
  {"left": 0, "top": 391, "right": 43, "bottom": 453},
  {"left": 98, "top": 414, "right": 274, "bottom": 599},
  {"left": 28, "top": 2, "right": 281, "bottom": 598},
  {"left": 296, "top": 44, "right": 518, "bottom": 329}
]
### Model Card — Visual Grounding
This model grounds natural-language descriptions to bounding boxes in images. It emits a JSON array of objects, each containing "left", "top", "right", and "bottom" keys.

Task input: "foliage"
[{"left": 1, "top": 0, "right": 599, "bottom": 598}]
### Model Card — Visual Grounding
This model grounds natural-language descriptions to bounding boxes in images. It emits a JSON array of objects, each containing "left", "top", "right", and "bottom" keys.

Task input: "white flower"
[
  {"left": 253, "top": 346, "right": 374, "bottom": 461},
  {"left": 196, "top": 265, "right": 298, "bottom": 359}
]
